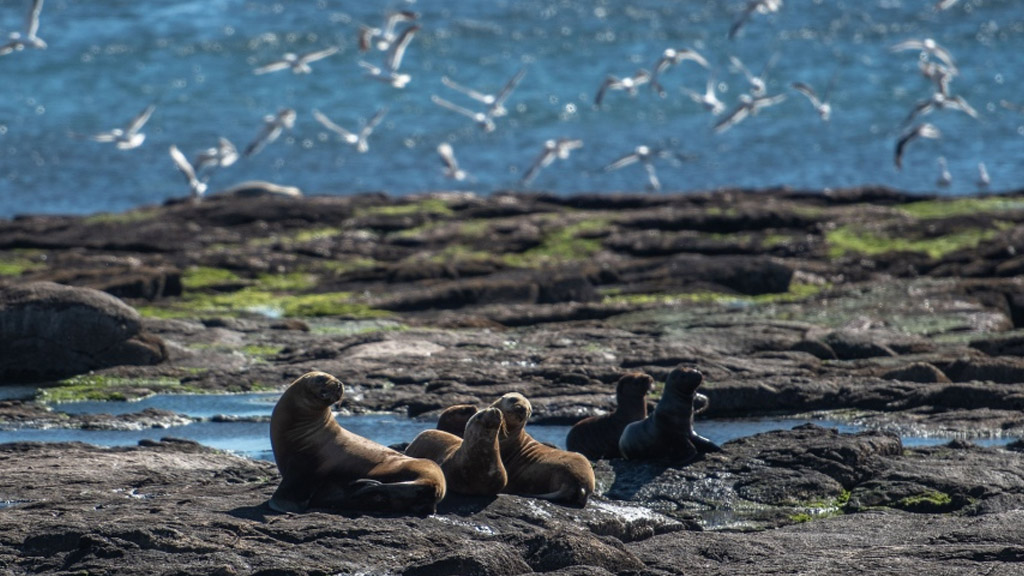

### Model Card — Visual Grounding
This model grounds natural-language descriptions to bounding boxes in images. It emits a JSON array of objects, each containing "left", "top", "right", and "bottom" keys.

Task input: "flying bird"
[
  {"left": 437, "top": 143, "right": 467, "bottom": 181},
  {"left": 169, "top": 145, "right": 208, "bottom": 199},
  {"left": 0, "top": 0, "right": 46, "bottom": 56},
  {"left": 729, "top": 55, "right": 776, "bottom": 98},
  {"left": 87, "top": 104, "right": 156, "bottom": 150},
  {"left": 441, "top": 66, "right": 526, "bottom": 119},
  {"left": 893, "top": 123, "right": 941, "bottom": 170},
  {"left": 359, "top": 24, "right": 419, "bottom": 88},
  {"left": 359, "top": 10, "right": 417, "bottom": 52},
  {"left": 936, "top": 156, "right": 952, "bottom": 187},
  {"left": 521, "top": 138, "right": 583, "bottom": 186},
  {"left": 431, "top": 94, "right": 496, "bottom": 132},
  {"left": 790, "top": 81, "right": 832, "bottom": 122},
  {"left": 904, "top": 91, "right": 978, "bottom": 124},
  {"left": 713, "top": 93, "right": 787, "bottom": 133},
  {"left": 891, "top": 37, "right": 958, "bottom": 74},
  {"left": 244, "top": 108, "right": 296, "bottom": 157},
  {"left": 252, "top": 46, "right": 339, "bottom": 75},
  {"left": 682, "top": 72, "right": 726, "bottom": 115},
  {"left": 604, "top": 145, "right": 691, "bottom": 192},
  {"left": 194, "top": 137, "right": 239, "bottom": 174},
  {"left": 594, "top": 69, "right": 651, "bottom": 106},
  {"left": 650, "top": 48, "right": 709, "bottom": 97},
  {"left": 313, "top": 107, "right": 387, "bottom": 153},
  {"left": 728, "top": 0, "right": 783, "bottom": 40}
]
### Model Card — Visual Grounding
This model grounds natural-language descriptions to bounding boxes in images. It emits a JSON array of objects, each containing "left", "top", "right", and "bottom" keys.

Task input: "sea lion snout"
[
  {"left": 492, "top": 392, "right": 532, "bottom": 427},
  {"left": 666, "top": 367, "right": 703, "bottom": 393},
  {"left": 295, "top": 371, "right": 345, "bottom": 405},
  {"left": 472, "top": 407, "right": 504, "bottom": 430}
]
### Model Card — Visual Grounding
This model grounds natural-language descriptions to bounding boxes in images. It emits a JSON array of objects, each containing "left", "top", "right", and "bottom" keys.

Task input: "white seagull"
[
  {"left": 936, "top": 156, "right": 952, "bottom": 187},
  {"left": 169, "top": 145, "right": 208, "bottom": 199},
  {"left": 441, "top": 66, "right": 527, "bottom": 119},
  {"left": 313, "top": 107, "right": 387, "bottom": 154},
  {"left": 729, "top": 55, "right": 775, "bottom": 98},
  {"left": 437, "top": 143, "right": 467, "bottom": 181},
  {"left": 88, "top": 104, "right": 156, "bottom": 150},
  {"left": 252, "top": 46, "right": 339, "bottom": 75},
  {"left": 728, "top": 0, "right": 783, "bottom": 40},
  {"left": 904, "top": 91, "right": 978, "bottom": 124},
  {"left": 891, "top": 38, "right": 958, "bottom": 74},
  {"left": 713, "top": 92, "right": 787, "bottom": 133},
  {"left": 359, "top": 24, "right": 419, "bottom": 88},
  {"left": 243, "top": 108, "right": 296, "bottom": 157},
  {"left": 682, "top": 72, "right": 726, "bottom": 115},
  {"left": 790, "top": 81, "right": 832, "bottom": 122},
  {"left": 650, "top": 48, "right": 709, "bottom": 97},
  {"left": 359, "top": 10, "right": 418, "bottom": 53},
  {"left": 194, "top": 137, "right": 239, "bottom": 174},
  {"left": 431, "top": 94, "right": 496, "bottom": 132},
  {"left": 0, "top": 0, "right": 46, "bottom": 56},
  {"left": 604, "top": 145, "right": 689, "bottom": 192},
  {"left": 894, "top": 123, "right": 941, "bottom": 170},
  {"left": 594, "top": 69, "right": 652, "bottom": 106},
  {"left": 521, "top": 138, "right": 583, "bottom": 186}
]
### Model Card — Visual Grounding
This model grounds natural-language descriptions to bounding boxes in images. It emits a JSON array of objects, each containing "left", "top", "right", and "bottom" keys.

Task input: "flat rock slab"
[{"left": 3, "top": 427, "right": 1024, "bottom": 575}]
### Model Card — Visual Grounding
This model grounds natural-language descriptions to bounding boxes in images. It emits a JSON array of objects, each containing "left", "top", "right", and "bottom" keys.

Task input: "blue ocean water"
[{"left": 0, "top": 0, "right": 1021, "bottom": 218}]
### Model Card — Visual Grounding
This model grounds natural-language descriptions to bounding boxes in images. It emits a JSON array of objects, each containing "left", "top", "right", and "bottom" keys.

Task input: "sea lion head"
[
  {"left": 664, "top": 366, "right": 703, "bottom": 397},
  {"left": 465, "top": 406, "right": 504, "bottom": 439},
  {"left": 289, "top": 370, "right": 345, "bottom": 410},
  {"left": 617, "top": 372, "right": 655, "bottom": 398},
  {"left": 436, "top": 404, "right": 480, "bottom": 437},
  {"left": 491, "top": 392, "right": 532, "bottom": 433}
]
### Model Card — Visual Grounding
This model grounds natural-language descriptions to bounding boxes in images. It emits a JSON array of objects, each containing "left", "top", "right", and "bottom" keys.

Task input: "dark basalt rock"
[{"left": 0, "top": 281, "right": 166, "bottom": 382}]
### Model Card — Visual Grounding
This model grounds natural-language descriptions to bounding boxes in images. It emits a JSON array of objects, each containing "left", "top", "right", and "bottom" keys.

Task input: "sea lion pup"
[
  {"left": 565, "top": 372, "right": 654, "bottom": 460},
  {"left": 405, "top": 407, "right": 507, "bottom": 496},
  {"left": 619, "top": 366, "right": 719, "bottom": 461},
  {"left": 490, "top": 392, "right": 596, "bottom": 507},
  {"left": 268, "top": 371, "right": 446, "bottom": 514},
  {"left": 435, "top": 403, "right": 480, "bottom": 437}
]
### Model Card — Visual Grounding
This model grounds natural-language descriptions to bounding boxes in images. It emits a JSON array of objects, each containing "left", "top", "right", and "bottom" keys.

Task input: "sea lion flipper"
[
  {"left": 269, "top": 470, "right": 316, "bottom": 513},
  {"left": 691, "top": 433, "right": 722, "bottom": 454}
]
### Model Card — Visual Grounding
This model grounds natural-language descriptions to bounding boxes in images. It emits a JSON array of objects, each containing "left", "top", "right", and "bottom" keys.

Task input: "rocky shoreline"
[{"left": 4, "top": 186, "right": 1024, "bottom": 574}]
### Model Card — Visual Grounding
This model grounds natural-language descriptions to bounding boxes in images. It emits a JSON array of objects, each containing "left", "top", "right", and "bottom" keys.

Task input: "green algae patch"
[
  {"left": 895, "top": 490, "right": 954, "bottom": 513},
  {"left": 899, "top": 196, "right": 1024, "bottom": 220},
  {"left": 182, "top": 266, "right": 244, "bottom": 289},
  {"left": 825, "top": 224, "right": 1000, "bottom": 260},
  {"left": 83, "top": 209, "right": 161, "bottom": 226},
  {"left": 40, "top": 375, "right": 192, "bottom": 403},
  {"left": 503, "top": 218, "right": 609, "bottom": 268},
  {"left": 256, "top": 272, "right": 318, "bottom": 291},
  {"left": 281, "top": 293, "right": 393, "bottom": 318},
  {"left": 358, "top": 198, "right": 455, "bottom": 218},
  {"left": 0, "top": 250, "right": 46, "bottom": 277},
  {"left": 602, "top": 281, "right": 826, "bottom": 307}
]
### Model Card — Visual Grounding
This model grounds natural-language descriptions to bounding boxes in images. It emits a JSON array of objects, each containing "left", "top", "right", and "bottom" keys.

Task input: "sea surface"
[{"left": 1, "top": 0, "right": 1022, "bottom": 218}]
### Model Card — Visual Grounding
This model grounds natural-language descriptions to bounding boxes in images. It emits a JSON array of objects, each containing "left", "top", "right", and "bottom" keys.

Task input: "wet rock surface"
[{"left": 4, "top": 187, "right": 1024, "bottom": 573}]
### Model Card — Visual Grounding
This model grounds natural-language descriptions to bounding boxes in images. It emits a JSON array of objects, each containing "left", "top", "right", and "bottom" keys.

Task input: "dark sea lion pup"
[
  {"left": 491, "top": 392, "right": 596, "bottom": 507},
  {"left": 565, "top": 371, "right": 654, "bottom": 460},
  {"left": 269, "top": 371, "right": 446, "bottom": 514},
  {"left": 405, "top": 407, "right": 507, "bottom": 496},
  {"left": 435, "top": 403, "right": 480, "bottom": 437},
  {"left": 619, "top": 366, "right": 719, "bottom": 461}
]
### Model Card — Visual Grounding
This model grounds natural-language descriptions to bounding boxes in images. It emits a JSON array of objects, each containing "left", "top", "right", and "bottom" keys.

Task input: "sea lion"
[
  {"left": 435, "top": 403, "right": 480, "bottom": 437},
  {"left": 565, "top": 371, "right": 654, "bottom": 460},
  {"left": 268, "top": 371, "right": 446, "bottom": 514},
  {"left": 618, "top": 365, "right": 720, "bottom": 461},
  {"left": 490, "top": 392, "right": 596, "bottom": 507},
  {"left": 405, "top": 407, "right": 507, "bottom": 496}
]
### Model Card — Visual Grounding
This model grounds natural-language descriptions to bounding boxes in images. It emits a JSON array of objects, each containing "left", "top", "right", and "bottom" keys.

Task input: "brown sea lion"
[
  {"left": 268, "top": 371, "right": 446, "bottom": 514},
  {"left": 490, "top": 392, "right": 596, "bottom": 507},
  {"left": 618, "top": 366, "right": 720, "bottom": 461},
  {"left": 405, "top": 407, "right": 507, "bottom": 496},
  {"left": 565, "top": 372, "right": 654, "bottom": 460},
  {"left": 435, "top": 403, "right": 479, "bottom": 437}
]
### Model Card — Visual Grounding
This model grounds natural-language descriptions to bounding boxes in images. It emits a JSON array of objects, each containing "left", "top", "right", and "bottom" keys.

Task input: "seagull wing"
[
  {"left": 26, "top": 0, "right": 44, "bottom": 37},
  {"left": 312, "top": 109, "right": 358, "bottom": 143},
  {"left": 360, "top": 107, "right": 388, "bottom": 138},
  {"left": 493, "top": 67, "right": 527, "bottom": 106},
  {"left": 604, "top": 153, "right": 640, "bottom": 171},
  {"left": 386, "top": 24, "right": 419, "bottom": 71},
  {"left": 790, "top": 82, "right": 822, "bottom": 107},
  {"left": 594, "top": 76, "right": 617, "bottom": 106},
  {"left": 299, "top": 45, "right": 339, "bottom": 65},
  {"left": 169, "top": 144, "right": 197, "bottom": 182},
  {"left": 714, "top": 102, "right": 751, "bottom": 133},
  {"left": 643, "top": 161, "right": 661, "bottom": 192},
  {"left": 253, "top": 60, "right": 291, "bottom": 75},
  {"left": 441, "top": 76, "right": 494, "bottom": 104},
  {"left": 431, "top": 95, "right": 484, "bottom": 122},
  {"left": 437, "top": 142, "right": 459, "bottom": 172},
  {"left": 126, "top": 104, "right": 156, "bottom": 134}
]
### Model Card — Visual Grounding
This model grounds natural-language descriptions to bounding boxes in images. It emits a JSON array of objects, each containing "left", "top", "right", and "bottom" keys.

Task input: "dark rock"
[
  {"left": 881, "top": 362, "right": 951, "bottom": 383},
  {"left": 823, "top": 331, "right": 898, "bottom": 360},
  {"left": 0, "top": 281, "right": 166, "bottom": 382}
]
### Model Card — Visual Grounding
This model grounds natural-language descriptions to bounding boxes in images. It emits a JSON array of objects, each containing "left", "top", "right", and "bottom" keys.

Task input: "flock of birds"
[{"left": 0, "top": 0, "right": 1005, "bottom": 198}]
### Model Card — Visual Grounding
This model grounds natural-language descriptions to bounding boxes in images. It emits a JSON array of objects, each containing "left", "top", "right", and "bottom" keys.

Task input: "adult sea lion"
[
  {"left": 565, "top": 371, "right": 654, "bottom": 460},
  {"left": 269, "top": 371, "right": 446, "bottom": 514},
  {"left": 405, "top": 407, "right": 507, "bottom": 496},
  {"left": 435, "top": 403, "right": 479, "bottom": 437},
  {"left": 618, "top": 365, "right": 720, "bottom": 461},
  {"left": 490, "top": 392, "right": 596, "bottom": 507}
]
